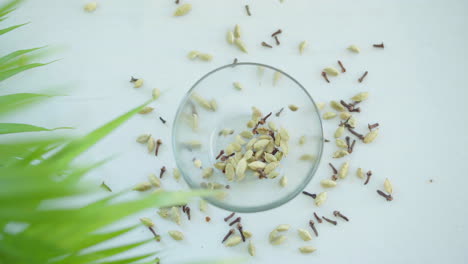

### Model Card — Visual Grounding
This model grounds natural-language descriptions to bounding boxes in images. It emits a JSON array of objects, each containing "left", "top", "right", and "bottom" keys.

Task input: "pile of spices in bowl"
[{"left": 211, "top": 107, "right": 289, "bottom": 184}]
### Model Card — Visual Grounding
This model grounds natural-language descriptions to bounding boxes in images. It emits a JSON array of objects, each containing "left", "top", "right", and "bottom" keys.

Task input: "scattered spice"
[
  {"left": 364, "top": 170, "right": 372, "bottom": 185},
  {"left": 322, "top": 216, "right": 337, "bottom": 225},
  {"left": 271, "top": 29, "right": 282, "bottom": 37},
  {"left": 348, "top": 139, "right": 356, "bottom": 153},
  {"left": 220, "top": 152, "right": 235, "bottom": 161},
  {"left": 205, "top": 216, "right": 211, "bottom": 222},
  {"left": 216, "top": 150, "right": 225, "bottom": 160},
  {"left": 233, "top": 58, "right": 238, "bottom": 64},
  {"left": 333, "top": 211, "right": 349, "bottom": 221},
  {"left": 363, "top": 129, "right": 379, "bottom": 143},
  {"left": 329, "top": 162, "right": 338, "bottom": 174},
  {"left": 302, "top": 191, "right": 316, "bottom": 199},
  {"left": 337, "top": 60, "right": 346, "bottom": 73},
  {"left": 368, "top": 123, "right": 380, "bottom": 131},
  {"left": 298, "top": 228, "right": 312, "bottom": 241},
  {"left": 315, "top": 192, "right": 327, "bottom": 206},
  {"left": 351, "top": 92, "right": 369, "bottom": 102},
  {"left": 229, "top": 217, "right": 241, "bottom": 226},
  {"left": 84, "top": 2, "right": 97, "bottom": 12},
  {"left": 261, "top": 41, "right": 273, "bottom": 48},
  {"left": 234, "top": 24, "right": 241, "bottom": 38},
  {"left": 222, "top": 229, "right": 235, "bottom": 243},
  {"left": 348, "top": 44, "right": 360, "bottom": 53},
  {"left": 225, "top": 235, "right": 243, "bottom": 247},
  {"left": 384, "top": 178, "right": 393, "bottom": 194},
  {"left": 168, "top": 230, "right": 184, "bottom": 241},
  {"left": 159, "top": 117, "right": 166, "bottom": 124},
  {"left": 175, "top": 0, "right": 179, "bottom": 4},
  {"left": 321, "top": 72, "right": 330, "bottom": 83},
  {"left": 377, "top": 190, "right": 393, "bottom": 201},
  {"left": 340, "top": 100, "right": 361, "bottom": 112},
  {"left": 299, "top": 41, "right": 308, "bottom": 54},
  {"left": 324, "top": 67, "right": 339, "bottom": 76},
  {"left": 275, "top": 107, "right": 284, "bottom": 117},
  {"left": 358, "top": 71, "right": 368, "bottom": 83},
  {"left": 155, "top": 139, "right": 162, "bottom": 156},
  {"left": 248, "top": 241, "right": 256, "bottom": 256},
  {"left": 237, "top": 224, "right": 246, "bottom": 242},
  {"left": 245, "top": 5, "right": 251, "bottom": 16},
  {"left": 224, "top": 212, "right": 236, "bottom": 222},
  {"left": 274, "top": 36, "right": 280, "bottom": 45},
  {"left": 299, "top": 246, "right": 317, "bottom": 254},
  {"left": 173, "top": 3, "right": 192, "bottom": 16},
  {"left": 288, "top": 104, "right": 299, "bottom": 111},
  {"left": 347, "top": 126, "right": 365, "bottom": 140},
  {"left": 234, "top": 38, "right": 248, "bottom": 53},
  {"left": 160, "top": 166, "right": 167, "bottom": 178},
  {"left": 314, "top": 212, "right": 322, "bottom": 223},
  {"left": 309, "top": 220, "right": 318, "bottom": 236},
  {"left": 373, "top": 42, "right": 385, "bottom": 48},
  {"left": 324, "top": 139, "right": 330, "bottom": 142}
]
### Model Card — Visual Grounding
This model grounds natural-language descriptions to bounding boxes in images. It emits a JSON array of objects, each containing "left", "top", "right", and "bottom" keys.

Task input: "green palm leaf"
[
  {"left": 0, "top": 61, "right": 51, "bottom": 82},
  {"left": 0, "top": 93, "right": 53, "bottom": 115},
  {"left": 0, "top": 22, "right": 28, "bottom": 36},
  {"left": 0, "top": 123, "right": 72, "bottom": 134}
]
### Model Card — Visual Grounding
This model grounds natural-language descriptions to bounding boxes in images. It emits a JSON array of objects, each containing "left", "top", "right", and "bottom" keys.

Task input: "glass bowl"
[{"left": 172, "top": 62, "right": 323, "bottom": 213}]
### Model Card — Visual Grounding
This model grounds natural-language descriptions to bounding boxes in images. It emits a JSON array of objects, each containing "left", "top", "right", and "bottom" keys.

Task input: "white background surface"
[{"left": 1, "top": 0, "right": 468, "bottom": 263}]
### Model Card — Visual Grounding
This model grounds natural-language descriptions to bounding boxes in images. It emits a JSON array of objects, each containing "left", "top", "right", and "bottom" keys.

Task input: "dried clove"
[
  {"left": 321, "top": 72, "right": 330, "bottom": 83},
  {"left": 322, "top": 216, "right": 337, "bottom": 225},
  {"left": 175, "top": 0, "right": 180, "bottom": 4},
  {"left": 148, "top": 226, "right": 161, "bottom": 242},
  {"left": 364, "top": 170, "right": 372, "bottom": 185},
  {"left": 368, "top": 123, "right": 380, "bottom": 131},
  {"left": 309, "top": 220, "right": 318, "bottom": 236},
  {"left": 373, "top": 42, "right": 384, "bottom": 48},
  {"left": 271, "top": 29, "right": 282, "bottom": 37},
  {"left": 238, "top": 223, "right": 246, "bottom": 242},
  {"left": 229, "top": 217, "right": 241, "bottom": 226},
  {"left": 224, "top": 212, "right": 236, "bottom": 222},
  {"left": 206, "top": 216, "right": 211, "bottom": 222},
  {"left": 337, "top": 60, "right": 346, "bottom": 73},
  {"left": 329, "top": 163, "right": 338, "bottom": 174},
  {"left": 333, "top": 211, "right": 349, "bottom": 222},
  {"left": 257, "top": 169, "right": 267, "bottom": 179},
  {"left": 259, "top": 112, "right": 272, "bottom": 124},
  {"left": 130, "top": 76, "right": 138, "bottom": 82},
  {"left": 314, "top": 212, "right": 322, "bottom": 223},
  {"left": 302, "top": 191, "right": 316, "bottom": 199},
  {"left": 216, "top": 150, "right": 225, "bottom": 160},
  {"left": 324, "top": 138, "right": 330, "bottom": 142},
  {"left": 182, "top": 206, "right": 191, "bottom": 220},
  {"left": 274, "top": 36, "right": 280, "bottom": 45},
  {"left": 358, "top": 71, "right": 368, "bottom": 83},
  {"left": 245, "top": 5, "right": 251, "bottom": 16},
  {"left": 220, "top": 152, "right": 235, "bottom": 161},
  {"left": 160, "top": 166, "right": 166, "bottom": 178},
  {"left": 261, "top": 41, "right": 273, "bottom": 48},
  {"left": 155, "top": 139, "right": 162, "bottom": 156},
  {"left": 159, "top": 117, "right": 166, "bottom": 124},
  {"left": 347, "top": 126, "right": 365, "bottom": 140},
  {"left": 275, "top": 107, "right": 284, "bottom": 117},
  {"left": 377, "top": 190, "right": 393, "bottom": 201},
  {"left": 340, "top": 100, "right": 361, "bottom": 112},
  {"left": 348, "top": 139, "right": 356, "bottom": 153},
  {"left": 233, "top": 58, "right": 238, "bottom": 65},
  {"left": 222, "top": 229, "right": 235, "bottom": 243}
]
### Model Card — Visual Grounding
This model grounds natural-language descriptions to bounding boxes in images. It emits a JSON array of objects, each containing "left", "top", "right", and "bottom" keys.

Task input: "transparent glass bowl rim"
[{"left": 171, "top": 62, "right": 324, "bottom": 213}]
